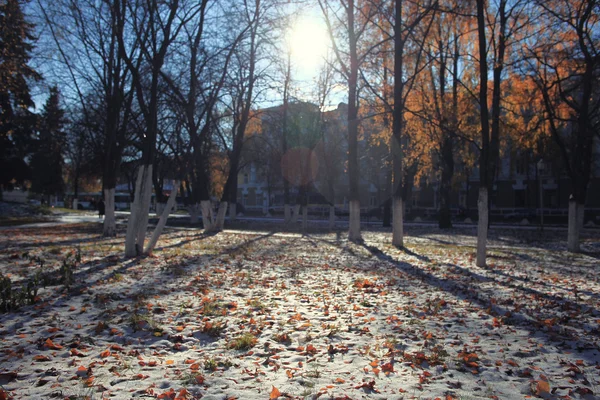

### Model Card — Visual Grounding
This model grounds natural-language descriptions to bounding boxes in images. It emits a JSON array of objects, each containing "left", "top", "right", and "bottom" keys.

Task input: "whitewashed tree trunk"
[
  {"left": 229, "top": 202, "right": 237, "bottom": 222},
  {"left": 103, "top": 188, "right": 116, "bottom": 237},
  {"left": 188, "top": 204, "right": 201, "bottom": 224},
  {"left": 72, "top": 198, "right": 78, "bottom": 210},
  {"left": 348, "top": 199, "right": 361, "bottom": 241},
  {"left": 284, "top": 204, "right": 291, "bottom": 223},
  {"left": 291, "top": 204, "right": 301, "bottom": 224},
  {"left": 200, "top": 200, "right": 212, "bottom": 230},
  {"left": 214, "top": 201, "right": 228, "bottom": 231},
  {"left": 135, "top": 166, "right": 153, "bottom": 255},
  {"left": 200, "top": 200, "right": 214, "bottom": 232},
  {"left": 567, "top": 199, "right": 584, "bottom": 252},
  {"left": 144, "top": 181, "right": 179, "bottom": 254},
  {"left": 302, "top": 205, "right": 308, "bottom": 232},
  {"left": 155, "top": 202, "right": 166, "bottom": 217},
  {"left": 329, "top": 205, "right": 336, "bottom": 230},
  {"left": 476, "top": 187, "right": 488, "bottom": 267},
  {"left": 392, "top": 197, "right": 404, "bottom": 247},
  {"left": 125, "top": 165, "right": 153, "bottom": 257}
]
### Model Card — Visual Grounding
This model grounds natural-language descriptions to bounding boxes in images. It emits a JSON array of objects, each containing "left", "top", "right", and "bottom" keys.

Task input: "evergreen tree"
[
  {"left": 30, "top": 87, "right": 66, "bottom": 199},
  {"left": 0, "top": 0, "right": 41, "bottom": 192}
]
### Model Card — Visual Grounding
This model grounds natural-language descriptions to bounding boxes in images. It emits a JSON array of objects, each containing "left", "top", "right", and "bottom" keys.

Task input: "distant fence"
[{"left": 2, "top": 190, "right": 29, "bottom": 203}]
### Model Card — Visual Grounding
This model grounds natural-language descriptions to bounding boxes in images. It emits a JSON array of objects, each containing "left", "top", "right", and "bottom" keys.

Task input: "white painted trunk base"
[
  {"left": 329, "top": 205, "right": 335, "bottom": 230},
  {"left": 103, "top": 188, "right": 116, "bottom": 237},
  {"left": 302, "top": 205, "right": 308, "bottom": 232},
  {"left": 229, "top": 203, "right": 237, "bottom": 222},
  {"left": 145, "top": 181, "right": 179, "bottom": 254},
  {"left": 125, "top": 165, "right": 153, "bottom": 257},
  {"left": 72, "top": 198, "right": 78, "bottom": 210},
  {"left": 476, "top": 187, "right": 488, "bottom": 267},
  {"left": 135, "top": 166, "right": 153, "bottom": 254},
  {"left": 292, "top": 204, "right": 301, "bottom": 224},
  {"left": 392, "top": 197, "right": 403, "bottom": 247},
  {"left": 348, "top": 200, "right": 361, "bottom": 241},
  {"left": 155, "top": 202, "right": 166, "bottom": 217},
  {"left": 567, "top": 200, "right": 584, "bottom": 253},
  {"left": 188, "top": 204, "right": 201, "bottom": 224},
  {"left": 201, "top": 201, "right": 214, "bottom": 232},
  {"left": 214, "top": 202, "right": 228, "bottom": 231}
]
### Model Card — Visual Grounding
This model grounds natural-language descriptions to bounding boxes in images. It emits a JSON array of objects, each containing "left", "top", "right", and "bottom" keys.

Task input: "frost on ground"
[{"left": 0, "top": 224, "right": 599, "bottom": 399}]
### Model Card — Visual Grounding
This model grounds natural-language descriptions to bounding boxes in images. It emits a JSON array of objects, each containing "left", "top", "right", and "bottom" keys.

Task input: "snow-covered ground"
[{"left": 0, "top": 224, "right": 598, "bottom": 399}]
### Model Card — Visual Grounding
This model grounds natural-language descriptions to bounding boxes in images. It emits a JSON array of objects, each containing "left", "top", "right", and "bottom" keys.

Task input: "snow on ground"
[{"left": 0, "top": 223, "right": 599, "bottom": 399}]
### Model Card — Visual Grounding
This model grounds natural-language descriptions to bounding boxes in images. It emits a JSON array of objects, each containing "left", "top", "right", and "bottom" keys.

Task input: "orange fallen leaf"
[
  {"left": 381, "top": 362, "right": 394, "bottom": 373},
  {"left": 99, "top": 350, "right": 111, "bottom": 358},
  {"left": 44, "top": 338, "right": 63, "bottom": 350},
  {"left": 269, "top": 386, "right": 281, "bottom": 399},
  {"left": 166, "top": 359, "right": 174, "bottom": 365},
  {"left": 536, "top": 380, "right": 550, "bottom": 395}
]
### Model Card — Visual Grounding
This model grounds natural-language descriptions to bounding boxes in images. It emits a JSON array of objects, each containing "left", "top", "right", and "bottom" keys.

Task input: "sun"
[{"left": 286, "top": 15, "right": 329, "bottom": 77}]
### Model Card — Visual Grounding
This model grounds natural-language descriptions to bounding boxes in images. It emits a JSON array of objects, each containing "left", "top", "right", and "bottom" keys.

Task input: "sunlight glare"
[{"left": 286, "top": 16, "right": 328, "bottom": 77}]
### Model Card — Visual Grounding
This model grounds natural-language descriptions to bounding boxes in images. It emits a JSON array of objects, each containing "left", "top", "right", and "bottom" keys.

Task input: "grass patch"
[{"left": 228, "top": 332, "right": 258, "bottom": 350}]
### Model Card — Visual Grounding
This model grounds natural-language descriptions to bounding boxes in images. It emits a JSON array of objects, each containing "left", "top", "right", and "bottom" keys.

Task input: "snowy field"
[{"left": 0, "top": 223, "right": 599, "bottom": 399}]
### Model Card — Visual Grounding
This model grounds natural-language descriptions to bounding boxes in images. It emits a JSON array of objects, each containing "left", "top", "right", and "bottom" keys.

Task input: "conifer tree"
[
  {"left": 30, "top": 87, "right": 66, "bottom": 201},
  {"left": 0, "top": 0, "right": 41, "bottom": 193}
]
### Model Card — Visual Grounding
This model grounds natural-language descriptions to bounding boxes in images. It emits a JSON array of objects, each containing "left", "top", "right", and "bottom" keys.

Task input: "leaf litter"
[{"left": 0, "top": 224, "right": 598, "bottom": 399}]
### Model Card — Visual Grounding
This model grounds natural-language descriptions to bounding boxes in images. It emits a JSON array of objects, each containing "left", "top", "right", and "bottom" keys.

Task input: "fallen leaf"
[{"left": 269, "top": 386, "right": 281, "bottom": 399}]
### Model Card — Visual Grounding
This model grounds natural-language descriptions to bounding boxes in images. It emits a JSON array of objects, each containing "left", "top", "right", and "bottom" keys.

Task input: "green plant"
[
  {"left": 204, "top": 358, "right": 218, "bottom": 371},
  {"left": 130, "top": 312, "right": 163, "bottom": 334},
  {"left": 247, "top": 298, "right": 265, "bottom": 310},
  {"left": 60, "top": 251, "right": 80, "bottom": 289},
  {"left": 228, "top": 332, "right": 258, "bottom": 350},
  {"left": 0, "top": 272, "right": 40, "bottom": 312},
  {"left": 201, "top": 320, "right": 226, "bottom": 337},
  {"left": 201, "top": 298, "right": 223, "bottom": 316}
]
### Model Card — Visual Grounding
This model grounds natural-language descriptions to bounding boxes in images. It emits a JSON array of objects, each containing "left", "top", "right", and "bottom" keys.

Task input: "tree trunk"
[
  {"left": 229, "top": 202, "right": 237, "bottom": 221},
  {"left": 475, "top": 0, "right": 491, "bottom": 267},
  {"left": 145, "top": 181, "right": 179, "bottom": 254},
  {"left": 567, "top": 199, "right": 585, "bottom": 253},
  {"left": 329, "top": 204, "right": 335, "bottom": 230},
  {"left": 302, "top": 205, "right": 308, "bottom": 233},
  {"left": 201, "top": 200, "right": 214, "bottom": 232},
  {"left": 125, "top": 165, "right": 153, "bottom": 257},
  {"left": 348, "top": 200, "right": 361, "bottom": 241},
  {"left": 188, "top": 204, "right": 201, "bottom": 224},
  {"left": 476, "top": 187, "right": 488, "bottom": 267},
  {"left": 103, "top": 188, "right": 116, "bottom": 237},
  {"left": 392, "top": 197, "right": 404, "bottom": 247},
  {"left": 155, "top": 202, "right": 166, "bottom": 217},
  {"left": 284, "top": 204, "right": 292, "bottom": 223},
  {"left": 214, "top": 201, "right": 228, "bottom": 231},
  {"left": 290, "top": 204, "right": 301, "bottom": 225}
]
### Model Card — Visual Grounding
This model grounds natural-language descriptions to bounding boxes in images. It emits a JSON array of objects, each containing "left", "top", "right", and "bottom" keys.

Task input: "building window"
[
  {"left": 515, "top": 156, "right": 527, "bottom": 176},
  {"left": 243, "top": 173, "right": 249, "bottom": 184}
]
